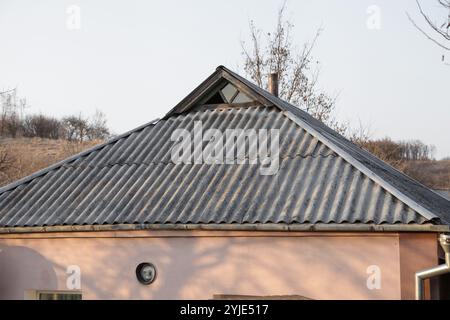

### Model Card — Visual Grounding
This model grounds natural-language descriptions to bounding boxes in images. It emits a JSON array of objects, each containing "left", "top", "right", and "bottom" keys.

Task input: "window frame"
[{"left": 25, "top": 290, "right": 82, "bottom": 300}]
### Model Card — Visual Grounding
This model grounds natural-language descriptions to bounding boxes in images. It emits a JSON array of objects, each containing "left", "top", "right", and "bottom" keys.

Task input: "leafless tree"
[
  {"left": 0, "top": 88, "right": 27, "bottom": 137},
  {"left": 349, "top": 119, "right": 373, "bottom": 145},
  {"left": 22, "top": 114, "right": 62, "bottom": 139},
  {"left": 356, "top": 137, "right": 435, "bottom": 165},
  {"left": 87, "top": 110, "right": 110, "bottom": 140},
  {"left": 0, "top": 144, "right": 14, "bottom": 183},
  {"left": 62, "top": 111, "right": 110, "bottom": 142},
  {"left": 407, "top": 0, "right": 450, "bottom": 51},
  {"left": 62, "top": 113, "right": 90, "bottom": 142},
  {"left": 241, "top": 4, "right": 345, "bottom": 133}
]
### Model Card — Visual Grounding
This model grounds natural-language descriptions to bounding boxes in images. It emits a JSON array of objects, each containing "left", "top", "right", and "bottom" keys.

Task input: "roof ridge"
[{"left": 0, "top": 118, "right": 160, "bottom": 195}]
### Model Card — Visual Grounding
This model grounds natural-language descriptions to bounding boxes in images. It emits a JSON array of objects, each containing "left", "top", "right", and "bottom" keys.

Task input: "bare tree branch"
[
  {"left": 241, "top": 4, "right": 345, "bottom": 133},
  {"left": 416, "top": 0, "right": 450, "bottom": 41},
  {"left": 0, "top": 88, "right": 16, "bottom": 96},
  {"left": 408, "top": 0, "right": 450, "bottom": 51}
]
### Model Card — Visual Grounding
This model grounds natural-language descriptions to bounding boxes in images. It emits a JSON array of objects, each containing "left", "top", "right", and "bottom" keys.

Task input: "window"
[
  {"left": 37, "top": 291, "right": 82, "bottom": 300},
  {"left": 204, "top": 83, "right": 254, "bottom": 105},
  {"left": 232, "top": 91, "right": 253, "bottom": 103},
  {"left": 220, "top": 83, "right": 238, "bottom": 102}
]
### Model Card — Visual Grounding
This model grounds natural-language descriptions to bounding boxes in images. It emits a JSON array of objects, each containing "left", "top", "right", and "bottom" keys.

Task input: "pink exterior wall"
[
  {"left": 399, "top": 233, "right": 438, "bottom": 300},
  {"left": 0, "top": 231, "right": 413, "bottom": 299}
]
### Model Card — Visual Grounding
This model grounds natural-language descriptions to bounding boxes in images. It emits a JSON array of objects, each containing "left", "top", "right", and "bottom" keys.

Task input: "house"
[{"left": 0, "top": 66, "right": 449, "bottom": 300}]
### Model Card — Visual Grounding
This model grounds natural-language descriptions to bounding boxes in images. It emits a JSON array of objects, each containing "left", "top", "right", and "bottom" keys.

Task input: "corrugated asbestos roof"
[{"left": 0, "top": 66, "right": 449, "bottom": 231}]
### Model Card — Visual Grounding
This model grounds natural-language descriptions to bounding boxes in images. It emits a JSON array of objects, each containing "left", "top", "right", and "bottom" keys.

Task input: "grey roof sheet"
[
  {"left": 434, "top": 190, "right": 450, "bottom": 201},
  {"left": 0, "top": 66, "right": 448, "bottom": 230}
]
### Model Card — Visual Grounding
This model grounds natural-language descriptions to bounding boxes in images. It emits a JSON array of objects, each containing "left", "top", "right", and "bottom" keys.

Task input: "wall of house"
[
  {"left": 0, "top": 230, "right": 437, "bottom": 300},
  {"left": 398, "top": 233, "right": 438, "bottom": 299}
]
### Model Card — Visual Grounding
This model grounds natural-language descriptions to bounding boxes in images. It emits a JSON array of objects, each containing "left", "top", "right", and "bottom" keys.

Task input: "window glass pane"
[
  {"left": 232, "top": 91, "right": 253, "bottom": 103},
  {"left": 204, "top": 91, "right": 225, "bottom": 104},
  {"left": 220, "top": 84, "right": 238, "bottom": 103}
]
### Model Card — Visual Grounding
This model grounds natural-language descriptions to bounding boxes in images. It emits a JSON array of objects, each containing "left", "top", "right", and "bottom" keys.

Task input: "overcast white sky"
[{"left": 0, "top": 0, "right": 449, "bottom": 158}]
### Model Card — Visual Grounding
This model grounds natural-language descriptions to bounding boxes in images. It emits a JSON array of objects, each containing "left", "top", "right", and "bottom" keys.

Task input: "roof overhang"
[{"left": 0, "top": 223, "right": 448, "bottom": 235}]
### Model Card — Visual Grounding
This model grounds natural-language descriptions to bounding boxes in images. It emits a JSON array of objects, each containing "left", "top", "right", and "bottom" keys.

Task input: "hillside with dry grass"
[
  {"left": 356, "top": 137, "right": 450, "bottom": 191},
  {"left": 0, "top": 89, "right": 111, "bottom": 187},
  {"left": 400, "top": 159, "right": 450, "bottom": 190},
  {"left": 0, "top": 137, "right": 101, "bottom": 187}
]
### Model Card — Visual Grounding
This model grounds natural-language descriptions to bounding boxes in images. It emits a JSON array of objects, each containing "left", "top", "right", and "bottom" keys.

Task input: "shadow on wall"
[
  {"left": 73, "top": 236, "right": 393, "bottom": 299},
  {"left": 0, "top": 245, "right": 58, "bottom": 299},
  {"left": 73, "top": 236, "right": 237, "bottom": 300},
  {"left": 0, "top": 235, "right": 397, "bottom": 300}
]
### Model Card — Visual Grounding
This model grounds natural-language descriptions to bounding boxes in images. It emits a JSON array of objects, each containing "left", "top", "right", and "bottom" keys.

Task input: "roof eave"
[{"left": 0, "top": 223, "right": 448, "bottom": 235}]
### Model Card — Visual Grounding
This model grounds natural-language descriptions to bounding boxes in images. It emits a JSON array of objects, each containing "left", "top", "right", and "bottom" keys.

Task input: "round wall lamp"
[{"left": 136, "top": 262, "right": 157, "bottom": 285}]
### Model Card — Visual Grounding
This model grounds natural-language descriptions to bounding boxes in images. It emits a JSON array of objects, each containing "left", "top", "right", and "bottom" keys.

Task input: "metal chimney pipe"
[
  {"left": 269, "top": 73, "right": 279, "bottom": 97},
  {"left": 415, "top": 233, "right": 450, "bottom": 300}
]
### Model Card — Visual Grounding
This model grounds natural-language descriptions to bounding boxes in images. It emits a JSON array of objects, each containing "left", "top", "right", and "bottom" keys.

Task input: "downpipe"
[{"left": 415, "top": 233, "right": 450, "bottom": 300}]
